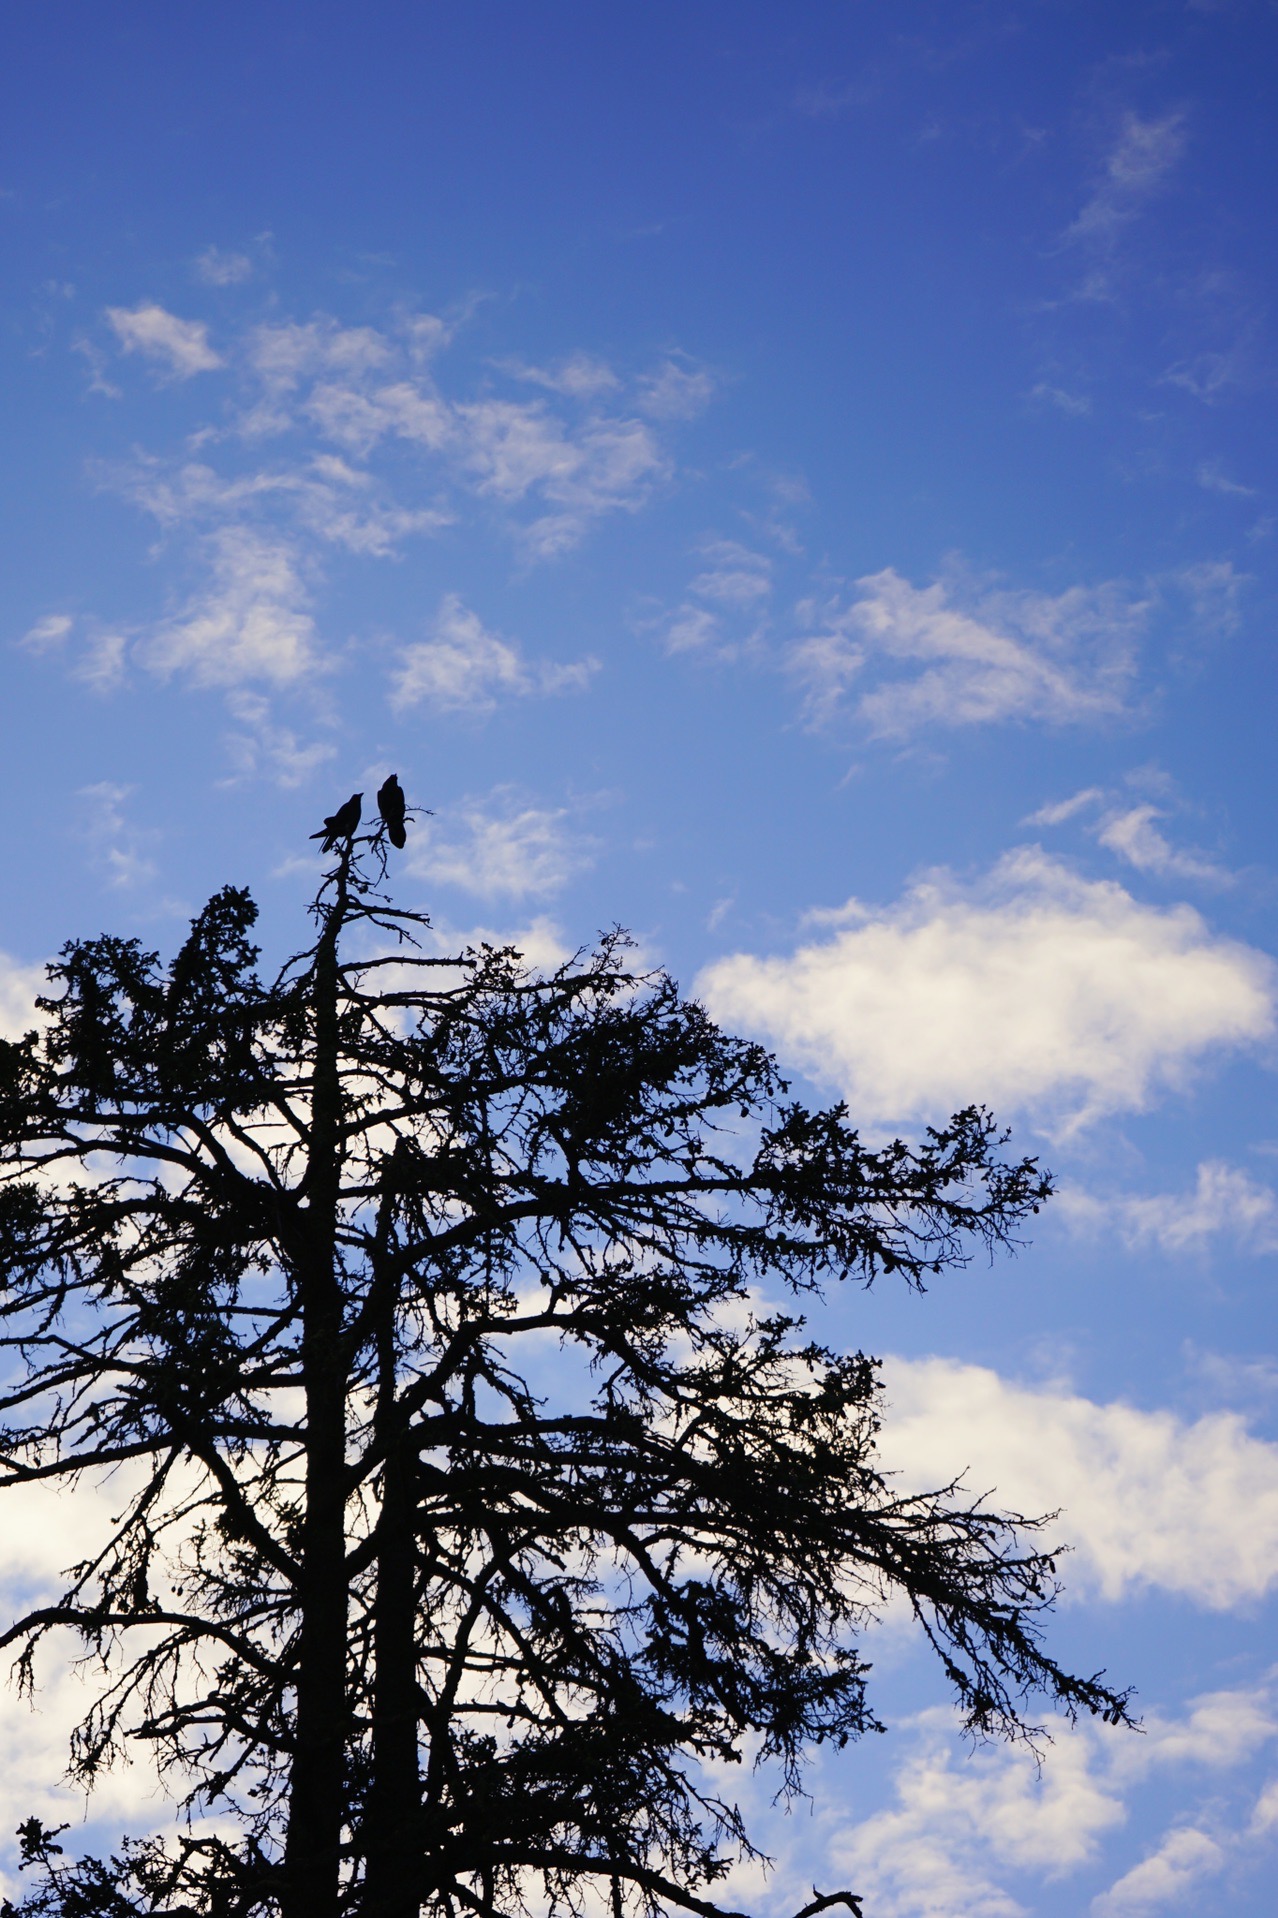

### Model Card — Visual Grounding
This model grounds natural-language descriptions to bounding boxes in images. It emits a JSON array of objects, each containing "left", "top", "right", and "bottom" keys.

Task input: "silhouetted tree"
[{"left": 0, "top": 821, "right": 1130, "bottom": 1918}]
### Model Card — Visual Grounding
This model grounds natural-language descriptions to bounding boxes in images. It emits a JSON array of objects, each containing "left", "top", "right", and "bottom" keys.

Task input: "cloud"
[
  {"left": 1096, "top": 805, "right": 1227, "bottom": 884},
  {"left": 823, "top": 1683, "right": 1278, "bottom": 1918},
  {"left": 688, "top": 540, "right": 772, "bottom": 607},
  {"left": 1025, "top": 786, "right": 1108, "bottom": 827},
  {"left": 105, "top": 303, "right": 223, "bottom": 377},
  {"left": 194, "top": 246, "right": 253, "bottom": 286},
  {"left": 1093, "top": 1828, "right": 1225, "bottom": 1915},
  {"left": 698, "top": 850, "right": 1276, "bottom": 1132},
  {"left": 1026, "top": 776, "right": 1231, "bottom": 885},
  {"left": 456, "top": 400, "right": 667, "bottom": 554},
  {"left": 390, "top": 595, "right": 596, "bottom": 716},
  {"left": 138, "top": 528, "right": 323, "bottom": 688},
  {"left": 1197, "top": 461, "right": 1255, "bottom": 498},
  {"left": 501, "top": 353, "right": 620, "bottom": 399},
  {"left": 113, "top": 453, "right": 449, "bottom": 558},
  {"left": 660, "top": 540, "right": 773, "bottom": 658},
  {"left": 1172, "top": 557, "right": 1247, "bottom": 637},
  {"left": 408, "top": 793, "right": 598, "bottom": 900},
  {"left": 221, "top": 692, "right": 337, "bottom": 788},
  {"left": 76, "top": 782, "right": 159, "bottom": 891},
  {"left": 0, "top": 955, "right": 48, "bottom": 1040},
  {"left": 635, "top": 358, "right": 715, "bottom": 420},
  {"left": 17, "top": 613, "right": 73, "bottom": 652},
  {"left": 882, "top": 1355, "right": 1278, "bottom": 1608},
  {"left": 1060, "top": 1160, "right": 1278, "bottom": 1257},
  {"left": 790, "top": 569, "right": 1144, "bottom": 736},
  {"left": 1066, "top": 112, "right": 1188, "bottom": 247}
]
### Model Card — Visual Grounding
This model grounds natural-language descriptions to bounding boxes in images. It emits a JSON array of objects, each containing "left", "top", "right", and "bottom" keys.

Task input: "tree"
[{"left": 0, "top": 821, "right": 1131, "bottom": 1918}]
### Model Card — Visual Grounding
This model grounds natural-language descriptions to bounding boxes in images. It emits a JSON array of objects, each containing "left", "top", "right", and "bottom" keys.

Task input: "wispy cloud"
[
  {"left": 17, "top": 613, "right": 73, "bottom": 653},
  {"left": 1066, "top": 111, "right": 1188, "bottom": 248},
  {"left": 790, "top": 568, "right": 1144, "bottom": 736},
  {"left": 76, "top": 782, "right": 159, "bottom": 891},
  {"left": 1197, "top": 460, "right": 1255, "bottom": 498},
  {"left": 193, "top": 246, "right": 253, "bottom": 287},
  {"left": 1096, "top": 803, "right": 1228, "bottom": 883},
  {"left": 138, "top": 528, "right": 324, "bottom": 688},
  {"left": 407, "top": 790, "right": 598, "bottom": 899},
  {"left": 1060, "top": 1160, "right": 1278, "bottom": 1257},
  {"left": 634, "top": 357, "right": 715, "bottom": 420},
  {"left": 660, "top": 539, "right": 773, "bottom": 659},
  {"left": 499, "top": 353, "right": 620, "bottom": 399},
  {"left": 106, "top": 303, "right": 223, "bottom": 377},
  {"left": 1027, "top": 771, "right": 1232, "bottom": 885},
  {"left": 391, "top": 594, "right": 596, "bottom": 716}
]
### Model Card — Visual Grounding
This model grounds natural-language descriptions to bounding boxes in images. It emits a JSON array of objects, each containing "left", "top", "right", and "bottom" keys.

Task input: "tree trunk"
[
  {"left": 362, "top": 1412, "right": 422, "bottom": 1914},
  {"left": 282, "top": 860, "right": 353, "bottom": 1918},
  {"left": 362, "top": 1167, "right": 424, "bottom": 1918}
]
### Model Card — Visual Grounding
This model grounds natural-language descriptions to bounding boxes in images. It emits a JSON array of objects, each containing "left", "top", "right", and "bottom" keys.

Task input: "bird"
[
  {"left": 377, "top": 773, "right": 407, "bottom": 850},
  {"left": 310, "top": 792, "right": 363, "bottom": 853}
]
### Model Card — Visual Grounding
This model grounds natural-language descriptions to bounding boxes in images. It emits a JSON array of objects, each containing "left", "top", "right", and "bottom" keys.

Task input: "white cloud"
[
  {"left": 1096, "top": 805, "right": 1227, "bottom": 884},
  {"left": 1030, "top": 380, "right": 1093, "bottom": 415},
  {"left": 248, "top": 318, "right": 393, "bottom": 393},
  {"left": 882, "top": 1356, "right": 1278, "bottom": 1608},
  {"left": 1026, "top": 786, "right": 1107, "bottom": 827},
  {"left": 829, "top": 1708, "right": 1124, "bottom": 1918},
  {"left": 791, "top": 569, "right": 1144, "bottom": 736},
  {"left": 138, "top": 528, "right": 323, "bottom": 688},
  {"left": 1093, "top": 1827, "right": 1224, "bottom": 1915},
  {"left": 662, "top": 605, "right": 725, "bottom": 655},
  {"left": 688, "top": 540, "right": 772, "bottom": 606},
  {"left": 17, "top": 613, "right": 73, "bottom": 652},
  {"left": 221, "top": 692, "right": 337, "bottom": 788},
  {"left": 698, "top": 850, "right": 1275, "bottom": 1132},
  {"left": 1061, "top": 1160, "right": 1278, "bottom": 1257},
  {"left": 409, "top": 794, "right": 597, "bottom": 900},
  {"left": 106, "top": 303, "right": 223, "bottom": 377},
  {"left": 76, "top": 782, "right": 159, "bottom": 891},
  {"left": 194, "top": 246, "right": 253, "bottom": 286},
  {"left": 0, "top": 955, "right": 48, "bottom": 1039},
  {"left": 391, "top": 595, "right": 596, "bottom": 716},
  {"left": 635, "top": 358, "right": 715, "bottom": 420},
  {"left": 1172, "top": 558, "right": 1247, "bottom": 638},
  {"left": 1066, "top": 112, "right": 1188, "bottom": 247},
  {"left": 821, "top": 1683, "right": 1278, "bottom": 1918},
  {"left": 1197, "top": 461, "right": 1255, "bottom": 498},
  {"left": 501, "top": 353, "right": 620, "bottom": 399}
]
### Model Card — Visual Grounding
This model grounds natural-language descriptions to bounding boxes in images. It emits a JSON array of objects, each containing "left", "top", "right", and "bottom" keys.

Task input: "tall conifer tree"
[{"left": 0, "top": 809, "right": 1129, "bottom": 1918}]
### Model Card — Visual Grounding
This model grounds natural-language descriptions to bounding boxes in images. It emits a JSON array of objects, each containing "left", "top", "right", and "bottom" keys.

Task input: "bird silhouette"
[
  {"left": 377, "top": 773, "right": 407, "bottom": 849},
  {"left": 310, "top": 792, "right": 363, "bottom": 853}
]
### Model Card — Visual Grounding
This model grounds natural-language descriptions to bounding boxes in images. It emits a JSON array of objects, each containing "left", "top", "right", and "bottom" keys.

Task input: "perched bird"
[
  {"left": 377, "top": 773, "right": 407, "bottom": 850},
  {"left": 310, "top": 792, "right": 363, "bottom": 853}
]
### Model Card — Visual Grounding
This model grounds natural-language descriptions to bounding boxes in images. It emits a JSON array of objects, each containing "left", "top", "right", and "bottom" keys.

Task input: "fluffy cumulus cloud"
[
  {"left": 105, "top": 303, "right": 223, "bottom": 377},
  {"left": 790, "top": 569, "right": 1144, "bottom": 736},
  {"left": 815, "top": 1681, "right": 1278, "bottom": 1918},
  {"left": 881, "top": 1356, "right": 1278, "bottom": 1608},
  {"left": 391, "top": 595, "right": 596, "bottom": 716},
  {"left": 698, "top": 849, "right": 1276, "bottom": 1131},
  {"left": 0, "top": 955, "right": 48, "bottom": 1040}
]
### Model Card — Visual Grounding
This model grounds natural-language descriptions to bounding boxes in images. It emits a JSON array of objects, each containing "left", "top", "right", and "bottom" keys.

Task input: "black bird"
[
  {"left": 310, "top": 791, "right": 363, "bottom": 853},
  {"left": 377, "top": 773, "right": 407, "bottom": 850}
]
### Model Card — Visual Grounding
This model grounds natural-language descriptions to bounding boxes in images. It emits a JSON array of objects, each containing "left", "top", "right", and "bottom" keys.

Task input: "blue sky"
[{"left": 4, "top": 3, "right": 1278, "bottom": 1912}]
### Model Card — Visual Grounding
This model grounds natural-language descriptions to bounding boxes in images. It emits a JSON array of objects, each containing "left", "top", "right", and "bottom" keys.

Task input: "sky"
[{"left": 3, "top": 1, "right": 1278, "bottom": 1911}]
